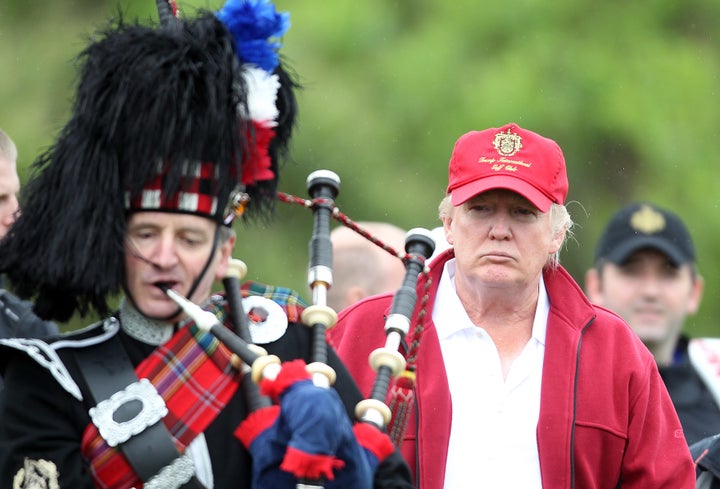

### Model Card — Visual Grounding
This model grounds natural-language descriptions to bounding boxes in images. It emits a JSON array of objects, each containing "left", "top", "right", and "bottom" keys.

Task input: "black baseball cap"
[{"left": 594, "top": 203, "right": 695, "bottom": 266}]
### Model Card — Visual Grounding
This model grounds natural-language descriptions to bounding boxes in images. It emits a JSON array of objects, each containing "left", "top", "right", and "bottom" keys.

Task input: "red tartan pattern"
[
  {"left": 124, "top": 160, "right": 221, "bottom": 217},
  {"left": 80, "top": 285, "right": 307, "bottom": 488},
  {"left": 239, "top": 282, "right": 308, "bottom": 322},
  {"left": 81, "top": 317, "right": 242, "bottom": 489}
]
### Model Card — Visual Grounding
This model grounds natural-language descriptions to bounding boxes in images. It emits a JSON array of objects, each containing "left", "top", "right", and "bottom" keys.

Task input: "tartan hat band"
[{"left": 124, "top": 160, "right": 228, "bottom": 221}]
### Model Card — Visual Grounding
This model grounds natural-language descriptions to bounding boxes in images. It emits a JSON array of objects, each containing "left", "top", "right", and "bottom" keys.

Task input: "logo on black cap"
[
  {"left": 630, "top": 205, "right": 666, "bottom": 234},
  {"left": 595, "top": 203, "right": 695, "bottom": 266}
]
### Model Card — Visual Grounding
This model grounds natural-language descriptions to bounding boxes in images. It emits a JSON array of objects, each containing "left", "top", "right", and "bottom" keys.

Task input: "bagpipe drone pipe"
[{"left": 165, "top": 169, "right": 431, "bottom": 488}]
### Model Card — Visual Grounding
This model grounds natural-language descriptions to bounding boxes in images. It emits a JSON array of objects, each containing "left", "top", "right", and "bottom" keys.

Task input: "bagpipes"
[
  {"left": 149, "top": 1, "right": 434, "bottom": 486},
  {"left": 278, "top": 169, "right": 435, "bottom": 442},
  {"left": 164, "top": 169, "right": 434, "bottom": 487}
]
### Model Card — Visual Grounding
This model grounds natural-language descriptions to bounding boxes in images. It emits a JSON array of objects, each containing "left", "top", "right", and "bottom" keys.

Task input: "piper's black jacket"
[{"left": 0, "top": 291, "right": 412, "bottom": 489}]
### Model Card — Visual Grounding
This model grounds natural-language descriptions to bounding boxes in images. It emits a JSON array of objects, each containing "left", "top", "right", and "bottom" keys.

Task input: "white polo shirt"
[{"left": 434, "top": 259, "right": 548, "bottom": 488}]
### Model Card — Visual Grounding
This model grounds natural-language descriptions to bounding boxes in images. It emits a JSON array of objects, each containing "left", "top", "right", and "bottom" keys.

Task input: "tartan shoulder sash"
[
  {"left": 79, "top": 284, "right": 307, "bottom": 488},
  {"left": 80, "top": 301, "right": 242, "bottom": 488}
]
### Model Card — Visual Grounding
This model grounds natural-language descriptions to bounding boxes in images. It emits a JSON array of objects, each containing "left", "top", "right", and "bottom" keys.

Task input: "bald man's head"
[{"left": 328, "top": 222, "right": 407, "bottom": 312}]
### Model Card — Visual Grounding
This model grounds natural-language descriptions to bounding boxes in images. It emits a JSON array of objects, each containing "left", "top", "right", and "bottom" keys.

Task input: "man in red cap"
[{"left": 328, "top": 123, "right": 696, "bottom": 488}]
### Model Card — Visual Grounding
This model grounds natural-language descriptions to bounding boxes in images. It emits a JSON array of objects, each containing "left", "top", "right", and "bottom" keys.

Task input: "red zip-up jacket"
[{"left": 328, "top": 250, "right": 695, "bottom": 489}]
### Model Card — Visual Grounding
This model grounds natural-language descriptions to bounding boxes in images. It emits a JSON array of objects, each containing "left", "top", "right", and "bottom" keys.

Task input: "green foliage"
[{"left": 2, "top": 0, "right": 719, "bottom": 336}]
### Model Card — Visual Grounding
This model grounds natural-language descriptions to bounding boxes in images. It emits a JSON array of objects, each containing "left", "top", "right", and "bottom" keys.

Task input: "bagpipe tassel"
[
  {"left": 280, "top": 447, "right": 345, "bottom": 482},
  {"left": 233, "top": 358, "right": 375, "bottom": 488},
  {"left": 386, "top": 370, "right": 416, "bottom": 447},
  {"left": 352, "top": 422, "right": 395, "bottom": 465},
  {"left": 235, "top": 405, "right": 281, "bottom": 449}
]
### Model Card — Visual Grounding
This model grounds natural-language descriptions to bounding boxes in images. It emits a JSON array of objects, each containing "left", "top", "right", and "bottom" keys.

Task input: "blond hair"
[
  {"left": 0, "top": 128, "right": 18, "bottom": 162},
  {"left": 438, "top": 194, "right": 573, "bottom": 268}
]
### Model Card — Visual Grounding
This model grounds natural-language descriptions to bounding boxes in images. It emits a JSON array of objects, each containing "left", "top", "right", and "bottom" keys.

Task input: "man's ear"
[
  {"left": 442, "top": 216, "right": 454, "bottom": 245},
  {"left": 345, "top": 286, "right": 367, "bottom": 310},
  {"left": 584, "top": 268, "right": 603, "bottom": 305},
  {"left": 549, "top": 228, "right": 566, "bottom": 255},
  {"left": 687, "top": 274, "right": 704, "bottom": 315},
  {"left": 214, "top": 231, "right": 236, "bottom": 281}
]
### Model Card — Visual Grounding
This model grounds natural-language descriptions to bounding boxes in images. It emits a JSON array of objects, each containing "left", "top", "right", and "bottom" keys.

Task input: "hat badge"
[
  {"left": 493, "top": 128, "right": 523, "bottom": 156},
  {"left": 630, "top": 205, "right": 666, "bottom": 234}
]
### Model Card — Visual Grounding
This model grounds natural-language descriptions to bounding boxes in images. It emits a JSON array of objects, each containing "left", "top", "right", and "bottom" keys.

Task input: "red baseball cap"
[{"left": 446, "top": 123, "right": 568, "bottom": 212}]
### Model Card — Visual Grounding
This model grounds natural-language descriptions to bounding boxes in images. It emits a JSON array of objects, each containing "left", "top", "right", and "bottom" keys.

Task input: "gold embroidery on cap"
[
  {"left": 630, "top": 204, "right": 666, "bottom": 234},
  {"left": 13, "top": 458, "right": 59, "bottom": 489},
  {"left": 493, "top": 128, "right": 523, "bottom": 157}
]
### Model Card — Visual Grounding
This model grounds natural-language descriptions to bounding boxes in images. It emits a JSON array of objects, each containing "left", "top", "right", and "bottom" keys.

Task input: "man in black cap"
[{"left": 585, "top": 202, "right": 720, "bottom": 446}]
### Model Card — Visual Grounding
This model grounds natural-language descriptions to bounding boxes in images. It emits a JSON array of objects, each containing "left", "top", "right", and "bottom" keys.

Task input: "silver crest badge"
[
  {"left": 493, "top": 128, "right": 523, "bottom": 156},
  {"left": 89, "top": 378, "right": 168, "bottom": 447}
]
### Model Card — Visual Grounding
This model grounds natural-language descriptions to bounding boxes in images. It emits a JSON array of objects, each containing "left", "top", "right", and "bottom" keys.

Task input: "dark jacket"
[
  {"left": 0, "top": 289, "right": 59, "bottom": 340},
  {"left": 0, "top": 289, "right": 59, "bottom": 390},
  {"left": 0, "top": 285, "right": 412, "bottom": 489},
  {"left": 660, "top": 336, "right": 720, "bottom": 446},
  {"left": 692, "top": 434, "right": 720, "bottom": 489}
]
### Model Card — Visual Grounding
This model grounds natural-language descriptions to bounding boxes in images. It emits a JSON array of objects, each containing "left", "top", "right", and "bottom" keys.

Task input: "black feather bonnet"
[{"left": 0, "top": 1, "right": 297, "bottom": 321}]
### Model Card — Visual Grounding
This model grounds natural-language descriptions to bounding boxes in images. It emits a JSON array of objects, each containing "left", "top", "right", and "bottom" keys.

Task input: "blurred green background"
[{"left": 1, "top": 0, "right": 719, "bottom": 337}]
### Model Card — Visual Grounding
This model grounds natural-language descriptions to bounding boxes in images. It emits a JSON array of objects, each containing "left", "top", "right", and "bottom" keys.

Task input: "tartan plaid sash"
[
  {"left": 80, "top": 283, "right": 307, "bottom": 488},
  {"left": 239, "top": 282, "right": 307, "bottom": 322}
]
